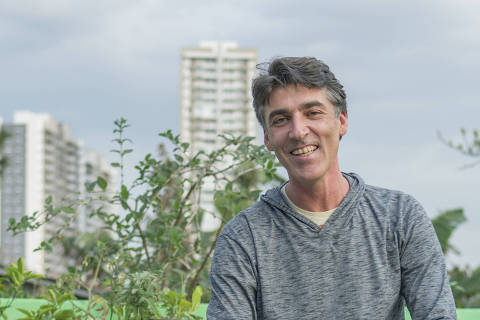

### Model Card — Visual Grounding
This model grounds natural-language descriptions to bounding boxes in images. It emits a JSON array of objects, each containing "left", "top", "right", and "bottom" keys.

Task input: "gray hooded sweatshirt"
[{"left": 207, "top": 173, "right": 457, "bottom": 319}]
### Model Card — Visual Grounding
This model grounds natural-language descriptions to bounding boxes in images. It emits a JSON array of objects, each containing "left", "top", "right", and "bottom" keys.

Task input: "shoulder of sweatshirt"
[
  {"left": 362, "top": 183, "right": 430, "bottom": 234},
  {"left": 219, "top": 200, "right": 272, "bottom": 240}
]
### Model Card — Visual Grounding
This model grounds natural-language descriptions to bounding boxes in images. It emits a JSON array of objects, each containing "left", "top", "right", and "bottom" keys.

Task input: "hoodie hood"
[{"left": 260, "top": 172, "right": 366, "bottom": 235}]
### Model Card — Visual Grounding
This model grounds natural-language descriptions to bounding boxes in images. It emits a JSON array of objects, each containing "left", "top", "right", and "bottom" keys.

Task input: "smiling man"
[{"left": 207, "top": 57, "right": 457, "bottom": 319}]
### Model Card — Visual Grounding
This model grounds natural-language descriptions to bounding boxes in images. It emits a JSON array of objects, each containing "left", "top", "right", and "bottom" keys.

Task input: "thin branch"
[
  {"left": 458, "top": 159, "right": 480, "bottom": 170},
  {"left": 87, "top": 256, "right": 103, "bottom": 315},
  {"left": 70, "top": 300, "right": 98, "bottom": 320},
  {"left": 135, "top": 221, "right": 151, "bottom": 267},
  {"left": 160, "top": 247, "right": 179, "bottom": 290},
  {"left": 186, "top": 223, "right": 224, "bottom": 298},
  {"left": 174, "top": 180, "right": 200, "bottom": 227}
]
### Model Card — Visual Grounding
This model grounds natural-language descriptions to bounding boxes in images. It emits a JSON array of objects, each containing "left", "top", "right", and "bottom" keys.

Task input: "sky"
[{"left": 1, "top": 0, "right": 479, "bottom": 268}]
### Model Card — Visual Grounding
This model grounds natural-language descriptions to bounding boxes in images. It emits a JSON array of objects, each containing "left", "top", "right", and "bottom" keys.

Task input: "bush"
[{"left": 2, "top": 118, "right": 281, "bottom": 320}]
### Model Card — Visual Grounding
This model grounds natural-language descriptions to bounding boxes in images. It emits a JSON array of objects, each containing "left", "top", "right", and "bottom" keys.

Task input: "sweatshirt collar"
[{"left": 261, "top": 172, "right": 365, "bottom": 234}]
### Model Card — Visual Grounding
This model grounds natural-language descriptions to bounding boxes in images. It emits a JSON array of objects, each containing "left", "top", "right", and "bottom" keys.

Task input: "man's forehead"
[{"left": 265, "top": 85, "right": 329, "bottom": 112}]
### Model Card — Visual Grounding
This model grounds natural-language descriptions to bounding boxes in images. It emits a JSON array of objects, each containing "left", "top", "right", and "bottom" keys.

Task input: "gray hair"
[{"left": 252, "top": 57, "right": 347, "bottom": 129}]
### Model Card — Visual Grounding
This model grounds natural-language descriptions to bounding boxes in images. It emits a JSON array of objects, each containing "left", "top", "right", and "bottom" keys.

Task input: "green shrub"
[{"left": 4, "top": 119, "right": 280, "bottom": 319}]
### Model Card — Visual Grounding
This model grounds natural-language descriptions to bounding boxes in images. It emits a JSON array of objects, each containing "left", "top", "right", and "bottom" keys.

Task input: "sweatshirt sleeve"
[
  {"left": 399, "top": 197, "right": 457, "bottom": 320},
  {"left": 207, "top": 233, "right": 258, "bottom": 320}
]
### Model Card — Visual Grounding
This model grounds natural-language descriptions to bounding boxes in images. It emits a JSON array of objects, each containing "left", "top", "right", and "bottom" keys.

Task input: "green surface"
[
  {"left": 403, "top": 308, "right": 480, "bottom": 320},
  {"left": 1, "top": 299, "right": 477, "bottom": 319},
  {"left": 0, "top": 298, "right": 207, "bottom": 319}
]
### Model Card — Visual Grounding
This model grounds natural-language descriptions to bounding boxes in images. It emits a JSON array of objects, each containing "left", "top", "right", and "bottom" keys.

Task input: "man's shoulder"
[
  {"left": 361, "top": 182, "right": 426, "bottom": 222},
  {"left": 363, "top": 182, "right": 417, "bottom": 204},
  {"left": 344, "top": 172, "right": 418, "bottom": 207},
  {"left": 220, "top": 187, "right": 281, "bottom": 240}
]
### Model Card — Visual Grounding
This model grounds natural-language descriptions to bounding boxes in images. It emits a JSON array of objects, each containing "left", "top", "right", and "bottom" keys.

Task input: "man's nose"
[{"left": 289, "top": 116, "right": 308, "bottom": 140}]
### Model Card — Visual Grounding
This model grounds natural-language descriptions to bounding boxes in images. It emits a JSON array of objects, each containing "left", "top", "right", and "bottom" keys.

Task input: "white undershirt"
[{"left": 281, "top": 184, "right": 336, "bottom": 227}]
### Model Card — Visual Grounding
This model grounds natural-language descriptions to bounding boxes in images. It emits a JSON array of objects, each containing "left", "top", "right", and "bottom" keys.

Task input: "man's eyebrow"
[
  {"left": 268, "top": 109, "right": 288, "bottom": 123},
  {"left": 299, "top": 100, "right": 327, "bottom": 110}
]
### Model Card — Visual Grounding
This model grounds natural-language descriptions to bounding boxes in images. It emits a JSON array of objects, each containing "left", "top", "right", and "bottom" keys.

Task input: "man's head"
[{"left": 252, "top": 57, "right": 347, "bottom": 130}]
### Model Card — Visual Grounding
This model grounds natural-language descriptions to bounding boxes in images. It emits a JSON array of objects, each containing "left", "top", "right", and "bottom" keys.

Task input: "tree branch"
[{"left": 186, "top": 223, "right": 224, "bottom": 298}]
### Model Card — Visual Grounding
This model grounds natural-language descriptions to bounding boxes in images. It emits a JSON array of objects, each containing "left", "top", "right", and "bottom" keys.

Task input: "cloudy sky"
[{"left": 1, "top": 0, "right": 479, "bottom": 267}]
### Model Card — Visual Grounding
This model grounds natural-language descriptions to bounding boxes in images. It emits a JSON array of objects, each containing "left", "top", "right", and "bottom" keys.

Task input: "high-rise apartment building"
[
  {"left": 0, "top": 111, "right": 115, "bottom": 276},
  {"left": 180, "top": 41, "right": 258, "bottom": 230}
]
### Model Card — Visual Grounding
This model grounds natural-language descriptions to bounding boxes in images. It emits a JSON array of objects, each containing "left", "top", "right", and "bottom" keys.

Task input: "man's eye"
[
  {"left": 308, "top": 111, "right": 322, "bottom": 116},
  {"left": 272, "top": 117, "right": 287, "bottom": 125}
]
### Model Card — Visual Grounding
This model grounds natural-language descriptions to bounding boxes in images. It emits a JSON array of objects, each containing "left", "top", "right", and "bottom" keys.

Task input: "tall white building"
[
  {"left": 0, "top": 111, "right": 115, "bottom": 276},
  {"left": 180, "top": 41, "right": 258, "bottom": 230}
]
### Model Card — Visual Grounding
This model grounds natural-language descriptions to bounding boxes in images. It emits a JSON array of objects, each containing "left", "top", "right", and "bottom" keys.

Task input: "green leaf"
[
  {"left": 431, "top": 208, "right": 466, "bottom": 254},
  {"left": 54, "top": 309, "right": 75, "bottom": 320},
  {"left": 159, "top": 130, "right": 175, "bottom": 142},
  {"left": 17, "top": 257, "right": 24, "bottom": 273},
  {"left": 10, "top": 270, "right": 21, "bottom": 287},
  {"left": 167, "top": 289, "right": 177, "bottom": 305},
  {"left": 1, "top": 307, "right": 9, "bottom": 319},
  {"left": 45, "top": 196, "right": 52, "bottom": 204},
  {"left": 174, "top": 154, "right": 184, "bottom": 163},
  {"left": 121, "top": 185, "right": 129, "bottom": 200},
  {"left": 61, "top": 207, "right": 75, "bottom": 214},
  {"left": 8, "top": 217, "right": 16, "bottom": 226},
  {"left": 5, "top": 265, "right": 17, "bottom": 273},
  {"left": 48, "top": 289, "right": 57, "bottom": 304},
  {"left": 179, "top": 299, "right": 192, "bottom": 312},
  {"left": 191, "top": 286, "right": 202, "bottom": 311},
  {"left": 16, "top": 308, "right": 32, "bottom": 317},
  {"left": 85, "top": 181, "right": 96, "bottom": 192},
  {"left": 181, "top": 142, "right": 190, "bottom": 151},
  {"left": 110, "top": 162, "right": 120, "bottom": 168},
  {"left": 39, "top": 304, "right": 55, "bottom": 312},
  {"left": 97, "top": 176, "right": 107, "bottom": 191},
  {"left": 267, "top": 159, "right": 273, "bottom": 170},
  {"left": 57, "top": 293, "right": 73, "bottom": 305},
  {"left": 24, "top": 272, "right": 44, "bottom": 281}
]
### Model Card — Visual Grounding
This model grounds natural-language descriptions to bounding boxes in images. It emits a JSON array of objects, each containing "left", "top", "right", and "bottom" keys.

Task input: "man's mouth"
[{"left": 290, "top": 145, "right": 318, "bottom": 156}]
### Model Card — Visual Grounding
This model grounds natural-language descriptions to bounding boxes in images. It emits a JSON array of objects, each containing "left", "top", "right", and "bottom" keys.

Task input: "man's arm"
[
  {"left": 207, "top": 233, "right": 258, "bottom": 320},
  {"left": 400, "top": 198, "right": 457, "bottom": 319}
]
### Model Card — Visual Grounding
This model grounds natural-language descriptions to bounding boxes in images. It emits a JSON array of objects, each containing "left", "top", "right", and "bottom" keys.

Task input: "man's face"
[{"left": 263, "top": 85, "right": 348, "bottom": 186}]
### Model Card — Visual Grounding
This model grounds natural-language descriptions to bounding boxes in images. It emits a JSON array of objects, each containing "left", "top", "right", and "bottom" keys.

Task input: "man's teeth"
[{"left": 291, "top": 146, "right": 317, "bottom": 155}]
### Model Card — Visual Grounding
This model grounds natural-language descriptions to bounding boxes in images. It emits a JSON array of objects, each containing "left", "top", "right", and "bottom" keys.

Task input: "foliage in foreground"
[
  {"left": 437, "top": 127, "right": 480, "bottom": 307},
  {"left": 431, "top": 208, "right": 467, "bottom": 255},
  {"left": 2, "top": 118, "right": 281, "bottom": 319}
]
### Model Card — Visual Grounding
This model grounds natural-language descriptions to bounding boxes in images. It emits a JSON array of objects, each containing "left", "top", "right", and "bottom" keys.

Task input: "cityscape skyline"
[
  {"left": 0, "top": 111, "right": 116, "bottom": 276},
  {"left": 1, "top": 0, "right": 479, "bottom": 268}
]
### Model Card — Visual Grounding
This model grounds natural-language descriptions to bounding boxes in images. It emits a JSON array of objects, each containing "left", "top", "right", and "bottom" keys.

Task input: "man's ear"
[
  {"left": 264, "top": 128, "right": 273, "bottom": 151},
  {"left": 339, "top": 111, "right": 348, "bottom": 137}
]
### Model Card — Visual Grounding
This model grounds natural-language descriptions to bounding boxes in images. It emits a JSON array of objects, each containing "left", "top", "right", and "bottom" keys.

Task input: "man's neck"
[{"left": 285, "top": 172, "right": 349, "bottom": 212}]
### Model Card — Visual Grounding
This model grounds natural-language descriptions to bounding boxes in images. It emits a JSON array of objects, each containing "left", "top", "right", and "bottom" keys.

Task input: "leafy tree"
[
  {"left": 440, "top": 128, "right": 480, "bottom": 168},
  {"left": 437, "top": 127, "right": 480, "bottom": 307},
  {"left": 5, "top": 118, "right": 280, "bottom": 319},
  {"left": 60, "top": 230, "right": 119, "bottom": 290},
  {"left": 431, "top": 208, "right": 466, "bottom": 255},
  {"left": 0, "top": 258, "right": 48, "bottom": 319},
  {"left": 449, "top": 265, "right": 480, "bottom": 307}
]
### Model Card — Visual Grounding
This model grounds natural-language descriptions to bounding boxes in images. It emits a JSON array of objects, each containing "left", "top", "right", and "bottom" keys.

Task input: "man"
[{"left": 207, "top": 57, "right": 457, "bottom": 319}]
